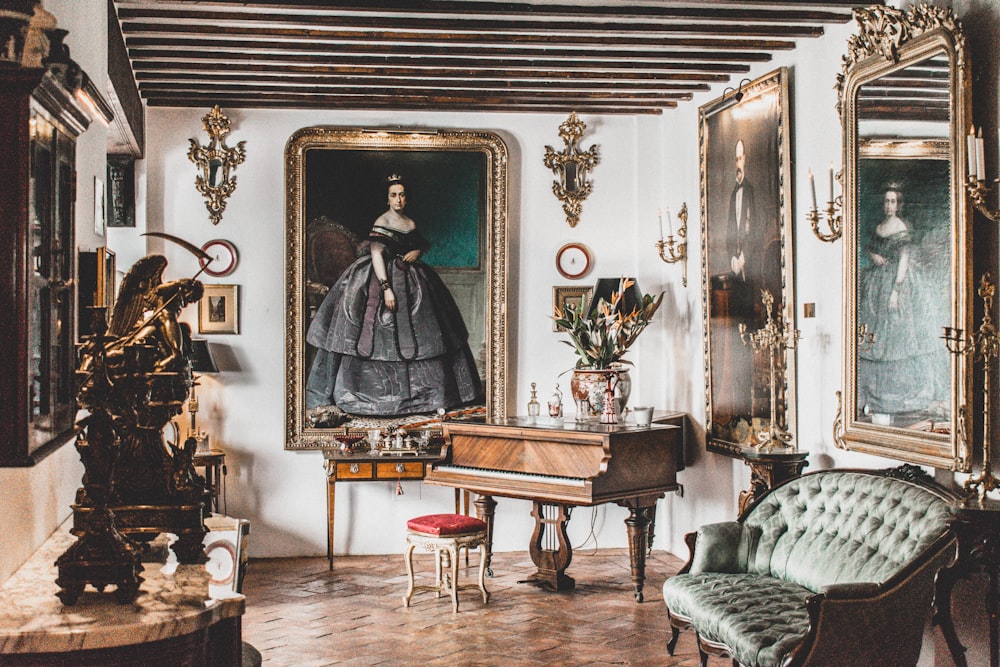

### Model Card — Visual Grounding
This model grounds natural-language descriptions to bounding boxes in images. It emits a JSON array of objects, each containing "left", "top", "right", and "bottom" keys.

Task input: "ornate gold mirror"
[
  {"left": 835, "top": 5, "right": 972, "bottom": 470},
  {"left": 188, "top": 105, "right": 247, "bottom": 225},
  {"left": 284, "top": 127, "right": 509, "bottom": 449}
]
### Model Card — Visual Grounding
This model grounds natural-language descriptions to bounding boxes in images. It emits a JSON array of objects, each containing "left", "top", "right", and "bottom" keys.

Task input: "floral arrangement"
[{"left": 553, "top": 278, "right": 663, "bottom": 370}]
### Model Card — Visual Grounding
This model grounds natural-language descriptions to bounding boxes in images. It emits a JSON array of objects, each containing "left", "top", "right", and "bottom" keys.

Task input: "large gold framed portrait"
[
  {"left": 284, "top": 127, "right": 509, "bottom": 450},
  {"left": 699, "top": 68, "right": 797, "bottom": 456}
]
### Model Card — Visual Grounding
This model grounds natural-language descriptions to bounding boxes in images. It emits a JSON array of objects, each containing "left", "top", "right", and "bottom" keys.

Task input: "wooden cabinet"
[{"left": 0, "top": 67, "right": 100, "bottom": 465}]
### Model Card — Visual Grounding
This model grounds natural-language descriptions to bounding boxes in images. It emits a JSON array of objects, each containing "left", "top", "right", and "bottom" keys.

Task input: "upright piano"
[{"left": 424, "top": 416, "right": 683, "bottom": 601}]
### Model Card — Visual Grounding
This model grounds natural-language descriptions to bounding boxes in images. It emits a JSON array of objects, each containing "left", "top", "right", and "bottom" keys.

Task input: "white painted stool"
[{"left": 402, "top": 513, "right": 490, "bottom": 613}]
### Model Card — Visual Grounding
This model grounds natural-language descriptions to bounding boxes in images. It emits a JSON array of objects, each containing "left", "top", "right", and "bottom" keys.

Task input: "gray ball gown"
[
  {"left": 305, "top": 224, "right": 483, "bottom": 416},
  {"left": 857, "top": 226, "right": 940, "bottom": 415}
]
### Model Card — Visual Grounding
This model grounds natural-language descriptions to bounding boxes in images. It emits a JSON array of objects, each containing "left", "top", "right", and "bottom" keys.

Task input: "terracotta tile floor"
[{"left": 242, "top": 548, "right": 714, "bottom": 666}]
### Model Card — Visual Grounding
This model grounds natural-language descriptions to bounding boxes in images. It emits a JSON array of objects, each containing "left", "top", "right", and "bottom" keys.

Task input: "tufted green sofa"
[{"left": 662, "top": 467, "right": 957, "bottom": 667}]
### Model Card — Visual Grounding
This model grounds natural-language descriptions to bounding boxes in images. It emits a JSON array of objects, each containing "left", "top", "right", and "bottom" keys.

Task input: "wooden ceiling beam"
[
  {"left": 116, "top": 3, "right": 851, "bottom": 24},
  {"left": 133, "top": 71, "right": 712, "bottom": 93},
  {"left": 125, "top": 40, "right": 775, "bottom": 62},
  {"left": 124, "top": 32, "right": 798, "bottom": 52},
  {"left": 140, "top": 93, "right": 671, "bottom": 114},
  {"left": 137, "top": 81, "right": 694, "bottom": 101},
  {"left": 124, "top": 50, "right": 752, "bottom": 74},
  {"left": 129, "top": 61, "right": 732, "bottom": 82},
  {"left": 119, "top": 18, "right": 826, "bottom": 39}
]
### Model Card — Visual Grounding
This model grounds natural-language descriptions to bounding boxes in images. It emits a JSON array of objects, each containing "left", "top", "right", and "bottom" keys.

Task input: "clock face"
[
  {"left": 200, "top": 239, "right": 239, "bottom": 277},
  {"left": 555, "top": 243, "right": 592, "bottom": 280},
  {"left": 204, "top": 540, "right": 237, "bottom": 585}
]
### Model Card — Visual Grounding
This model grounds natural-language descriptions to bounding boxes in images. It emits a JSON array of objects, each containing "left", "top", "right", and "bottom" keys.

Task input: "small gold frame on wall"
[
  {"left": 188, "top": 105, "right": 247, "bottom": 225},
  {"left": 543, "top": 112, "right": 600, "bottom": 228},
  {"left": 198, "top": 284, "right": 239, "bottom": 335}
]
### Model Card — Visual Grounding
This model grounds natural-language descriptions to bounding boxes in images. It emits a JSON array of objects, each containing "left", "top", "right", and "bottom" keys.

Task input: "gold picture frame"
[
  {"left": 284, "top": 126, "right": 510, "bottom": 449},
  {"left": 699, "top": 68, "right": 797, "bottom": 457},
  {"left": 199, "top": 284, "right": 239, "bottom": 335},
  {"left": 552, "top": 285, "right": 593, "bottom": 332}
]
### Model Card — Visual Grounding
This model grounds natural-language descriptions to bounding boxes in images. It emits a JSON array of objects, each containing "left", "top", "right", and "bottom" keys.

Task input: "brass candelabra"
[
  {"left": 739, "top": 289, "right": 800, "bottom": 449},
  {"left": 655, "top": 202, "right": 688, "bottom": 287},
  {"left": 942, "top": 273, "right": 1000, "bottom": 502}
]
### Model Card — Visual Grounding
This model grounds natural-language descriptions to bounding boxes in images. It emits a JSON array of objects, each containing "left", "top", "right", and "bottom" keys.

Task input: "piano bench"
[{"left": 403, "top": 514, "right": 490, "bottom": 613}]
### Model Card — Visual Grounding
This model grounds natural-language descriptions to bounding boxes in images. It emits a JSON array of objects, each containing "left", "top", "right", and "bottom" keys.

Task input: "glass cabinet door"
[{"left": 27, "top": 109, "right": 76, "bottom": 455}]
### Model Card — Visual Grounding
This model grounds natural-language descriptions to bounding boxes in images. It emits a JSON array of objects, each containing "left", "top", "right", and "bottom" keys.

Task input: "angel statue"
[{"left": 71, "top": 254, "right": 209, "bottom": 569}]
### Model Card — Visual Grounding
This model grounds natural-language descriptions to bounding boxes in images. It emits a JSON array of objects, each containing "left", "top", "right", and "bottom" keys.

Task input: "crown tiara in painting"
[{"left": 387, "top": 174, "right": 404, "bottom": 185}]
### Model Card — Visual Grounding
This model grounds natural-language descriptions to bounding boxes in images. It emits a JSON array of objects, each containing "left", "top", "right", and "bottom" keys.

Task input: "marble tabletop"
[{"left": 0, "top": 523, "right": 244, "bottom": 655}]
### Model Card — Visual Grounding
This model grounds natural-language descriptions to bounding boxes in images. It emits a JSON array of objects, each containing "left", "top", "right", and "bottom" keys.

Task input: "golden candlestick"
[
  {"left": 739, "top": 289, "right": 800, "bottom": 450},
  {"left": 655, "top": 202, "right": 688, "bottom": 287},
  {"left": 943, "top": 273, "right": 1000, "bottom": 502}
]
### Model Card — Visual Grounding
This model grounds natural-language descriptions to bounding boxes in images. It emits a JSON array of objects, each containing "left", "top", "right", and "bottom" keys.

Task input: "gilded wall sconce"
[
  {"left": 543, "top": 112, "right": 600, "bottom": 227},
  {"left": 655, "top": 203, "right": 688, "bottom": 286},
  {"left": 188, "top": 105, "right": 246, "bottom": 225},
  {"left": 967, "top": 126, "right": 1000, "bottom": 223},
  {"left": 807, "top": 165, "right": 843, "bottom": 242}
]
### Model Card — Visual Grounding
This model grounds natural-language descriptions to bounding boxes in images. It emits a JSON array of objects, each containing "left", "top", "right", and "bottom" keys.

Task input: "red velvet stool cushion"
[{"left": 407, "top": 514, "right": 487, "bottom": 536}]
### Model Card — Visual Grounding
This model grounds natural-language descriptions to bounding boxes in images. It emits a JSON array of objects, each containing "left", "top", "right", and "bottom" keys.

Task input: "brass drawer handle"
[
  {"left": 395, "top": 463, "right": 406, "bottom": 474},
  {"left": 349, "top": 463, "right": 360, "bottom": 474}
]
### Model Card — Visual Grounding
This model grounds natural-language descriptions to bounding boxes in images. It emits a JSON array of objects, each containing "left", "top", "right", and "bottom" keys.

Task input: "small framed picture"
[
  {"left": 552, "top": 285, "right": 593, "bottom": 331},
  {"left": 199, "top": 284, "right": 239, "bottom": 334}
]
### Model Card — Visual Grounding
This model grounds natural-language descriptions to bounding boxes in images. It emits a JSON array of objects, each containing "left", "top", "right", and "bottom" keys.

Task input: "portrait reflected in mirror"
[
  {"left": 305, "top": 174, "right": 484, "bottom": 423},
  {"left": 856, "top": 175, "right": 950, "bottom": 430}
]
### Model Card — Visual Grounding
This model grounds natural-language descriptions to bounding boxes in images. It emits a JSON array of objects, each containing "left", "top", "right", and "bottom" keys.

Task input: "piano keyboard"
[{"left": 433, "top": 465, "right": 587, "bottom": 488}]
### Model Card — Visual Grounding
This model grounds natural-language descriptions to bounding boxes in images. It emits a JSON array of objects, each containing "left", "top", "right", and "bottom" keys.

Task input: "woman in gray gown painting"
[
  {"left": 857, "top": 184, "right": 944, "bottom": 419},
  {"left": 305, "top": 174, "right": 483, "bottom": 416}
]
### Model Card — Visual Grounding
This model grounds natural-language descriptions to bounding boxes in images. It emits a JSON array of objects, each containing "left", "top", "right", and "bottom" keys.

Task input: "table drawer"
[
  {"left": 336, "top": 462, "right": 373, "bottom": 480},
  {"left": 376, "top": 461, "right": 425, "bottom": 480}
]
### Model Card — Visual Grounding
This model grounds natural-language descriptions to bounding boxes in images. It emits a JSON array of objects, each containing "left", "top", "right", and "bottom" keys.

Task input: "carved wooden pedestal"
[{"left": 737, "top": 447, "right": 809, "bottom": 515}]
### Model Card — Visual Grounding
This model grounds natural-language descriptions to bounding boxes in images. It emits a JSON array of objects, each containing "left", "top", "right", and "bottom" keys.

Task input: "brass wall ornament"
[
  {"left": 543, "top": 112, "right": 600, "bottom": 227},
  {"left": 188, "top": 105, "right": 246, "bottom": 225}
]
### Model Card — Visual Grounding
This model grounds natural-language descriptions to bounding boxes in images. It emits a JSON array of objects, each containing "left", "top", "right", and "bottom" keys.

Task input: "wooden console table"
[
  {"left": 322, "top": 447, "right": 445, "bottom": 569},
  {"left": 0, "top": 523, "right": 245, "bottom": 666}
]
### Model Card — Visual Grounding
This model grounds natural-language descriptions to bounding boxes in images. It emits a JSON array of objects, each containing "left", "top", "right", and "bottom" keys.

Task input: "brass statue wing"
[{"left": 108, "top": 255, "right": 167, "bottom": 338}]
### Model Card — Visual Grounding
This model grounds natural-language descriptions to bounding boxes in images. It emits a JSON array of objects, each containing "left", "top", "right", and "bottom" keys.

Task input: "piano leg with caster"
[
  {"left": 620, "top": 495, "right": 660, "bottom": 602},
  {"left": 473, "top": 494, "right": 497, "bottom": 577},
  {"left": 526, "top": 502, "right": 576, "bottom": 591}
]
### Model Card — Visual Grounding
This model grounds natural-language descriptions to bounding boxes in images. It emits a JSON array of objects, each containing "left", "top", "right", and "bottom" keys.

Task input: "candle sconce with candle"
[
  {"left": 807, "top": 164, "right": 843, "bottom": 242},
  {"left": 966, "top": 125, "right": 1000, "bottom": 223},
  {"left": 655, "top": 202, "right": 688, "bottom": 286}
]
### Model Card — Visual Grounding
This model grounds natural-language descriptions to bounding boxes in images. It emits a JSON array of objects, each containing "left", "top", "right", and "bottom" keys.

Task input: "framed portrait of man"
[{"left": 699, "top": 68, "right": 797, "bottom": 456}]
